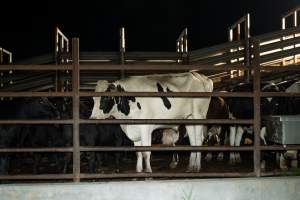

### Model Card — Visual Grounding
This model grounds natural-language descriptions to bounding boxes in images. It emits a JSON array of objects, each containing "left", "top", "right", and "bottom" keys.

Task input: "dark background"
[{"left": 0, "top": 0, "right": 299, "bottom": 61}]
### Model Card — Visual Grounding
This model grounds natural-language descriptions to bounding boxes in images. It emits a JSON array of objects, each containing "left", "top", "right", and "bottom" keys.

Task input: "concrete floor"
[{"left": 0, "top": 176, "right": 299, "bottom": 200}]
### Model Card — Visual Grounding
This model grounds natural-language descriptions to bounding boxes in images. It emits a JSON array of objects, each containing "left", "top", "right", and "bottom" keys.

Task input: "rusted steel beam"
[
  {"left": 80, "top": 172, "right": 256, "bottom": 179},
  {"left": 253, "top": 40, "right": 261, "bottom": 177},
  {"left": 80, "top": 119, "right": 254, "bottom": 125},
  {"left": 0, "top": 147, "right": 73, "bottom": 153},
  {"left": 0, "top": 174, "right": 73, "bottom": 180},
  {"left": 0, "top": 92, "right": 73, "bottom": 97},
  {"left": 79, "top": 91, "right": 254, "bottom": 97},
  {"left": 72, "top": 38, "right": 81, "bottom": 182},
  {"left": 80, "top": 146, "right": 253, "bottom": 152},
  {"left": 0, "top": 64, "right": 72, "bottom": 70},
  {"left": 0, "top": 120, "right": 73, "bottom": 124}
]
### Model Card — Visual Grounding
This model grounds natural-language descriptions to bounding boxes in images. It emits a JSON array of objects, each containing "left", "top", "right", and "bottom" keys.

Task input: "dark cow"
[
  {"left": 226, "top": 82, "right": 279, "bottom": 165},
  {"left": 0, "top": 97, "right": 63, "bottom": 174},
  {"left": 55, "top": 97, "right": 133, "bottom": 173}
]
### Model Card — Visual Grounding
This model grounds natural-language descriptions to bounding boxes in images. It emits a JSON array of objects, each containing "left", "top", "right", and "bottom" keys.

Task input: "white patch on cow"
[
  {"left": 161, "top": 128, "right": 180, "bottom": 169},
  {"left": 161, "top": 129, "right": 179, "bottom": 146},
  {"left": 91, "top": 72, "right": 213, "bottom": 172}
]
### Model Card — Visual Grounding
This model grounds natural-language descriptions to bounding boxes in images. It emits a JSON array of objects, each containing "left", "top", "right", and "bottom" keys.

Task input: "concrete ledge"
[{"left": 0, "top": 176, "right": 299, "bottom": 200}]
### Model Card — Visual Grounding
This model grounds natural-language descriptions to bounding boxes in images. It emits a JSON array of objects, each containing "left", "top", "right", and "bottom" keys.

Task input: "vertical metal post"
[
  {"left": 253, "top": 40, "right": 261, "bottom": 177},
  {"left": 237, "top": 24, "right": 241, "bottom": 41},
  {"left": 120, "top": 27, "right": 126, "bottom": 79},
  {"left": 72, "top": 38, "right": 80, "bottom": 182},
  {"left": 0, "top": 49, "right": 3, "bottom": 64},
  {"left": 245, "top": 14, "right": 251, "bottom": 83},
  {"left": 183, "top": 28, "right": 188, "bottom": 64},
  {"left": 176, "top": 41, "right": 180, "bottom": 63},
  {"left": 55, "top": 27, "right": 59, "bottom": 92},
  {"left": 281, "top": 18, "right": 286, "bottom": 66},
  {"left": 294, "top": 11, "right": 297, "bottom": 64}
]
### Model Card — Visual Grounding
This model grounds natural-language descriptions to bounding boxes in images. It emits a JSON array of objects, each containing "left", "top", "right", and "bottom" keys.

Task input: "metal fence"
[{"left": 0, "top": 38, "right": 300, "bottom": 182}]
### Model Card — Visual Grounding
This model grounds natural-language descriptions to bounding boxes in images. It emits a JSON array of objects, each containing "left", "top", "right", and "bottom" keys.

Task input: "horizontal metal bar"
[
  {"left": 0, "top": 120, "right": 73, "bottom": 124},
  {"left": 260, "top": 36, "right": 300, "bottom": 53},
  {"left": 282, "top": 5, "right": 300, "bottom": 18},
  {"left": 0, "top": 64, "right": 73, "bottom": 70},
  {"left": 253, "top": 26, "right": 300, "bottom": 41},
  {"left": 261, "top": 171, "right": 300, "bottom": 177},
  {"left": 261, "top": 65, "right": 300, "bottom": 71},
  {"left": 80, "top": 119, "right": 254, "bottom": 125},
  {"left": 189, "top": 40, "right": 242, "bottom": 58},
  {"left": 79, "top": 64, "right": 249, "bottom": 71},
  {"left": 261, "top": 92, "right": 300, "bottom": 97},
  {"left": 261, "top": 46, "right": 300, "bottom": 63},
  {"left": 80, "top": 172, "right": 256, "bottom": 179},
  {"left": 79, "top": 92, "right": 254, "bottom": 97},
  {"left": 260, "top": 145, "right": 300, "bottom": 151},
  {"left": 0, "top": 147, "right": 73, "bottom": 153},
  {"left": 80, "top": 146, "right": 253, "bottom": 152},
  {"left": 0, "top": 174, "right": 73, "bottom": 180},
  {"left": 193, "top": 50, "right": 244, "bottom": 65},
  {"left": 0, "top": 92, "right": 73, "bottom": 97}
]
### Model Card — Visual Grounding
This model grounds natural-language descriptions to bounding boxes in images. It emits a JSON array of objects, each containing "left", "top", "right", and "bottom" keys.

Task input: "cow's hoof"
[
  {"left": 186, "top": 166, "right": 201, "bottom": 172},
  {"left": 205, "top": 153, "right": 213, "bottom": 162},
  {"left": 261, "top": 160, "right": 266, "bottom": 171},
  {"left": 291, "top": 160, "right": 298, "bottom": 168},
  {"left": 229, "top": 157, "right": 236, "bottom": 165},
  {"left": 217, "top": 153, "right": 224, "bottom": 161},
  {"left": 169, "top": 161, "right": 178, "bottom": 169},
  {"left": 235, "top": 154, "right": 241, "bottom": 163},
  {"left": 144, "top": 168, "right": 152, "bottom": 173}
]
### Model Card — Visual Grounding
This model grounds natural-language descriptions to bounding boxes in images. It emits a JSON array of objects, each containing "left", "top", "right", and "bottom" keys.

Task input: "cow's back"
[{"left": 116, "top": 72, "right": 213, "bottom": 93}]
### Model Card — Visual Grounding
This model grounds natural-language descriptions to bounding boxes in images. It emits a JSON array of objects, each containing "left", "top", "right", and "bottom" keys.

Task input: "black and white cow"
[
  {"left": 90, "top": 72, "right": 213, "bottom": 172},
  {"left": 204, "top": 97, "right": 230, "bottom": 161},
  {"left": 226, "top": 82, "right": 279, "bottom": 165}
]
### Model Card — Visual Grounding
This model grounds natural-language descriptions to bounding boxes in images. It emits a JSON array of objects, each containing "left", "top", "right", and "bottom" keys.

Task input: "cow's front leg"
[
  {"left": 142, "top": 152, "right": 152, "bottom": 173},
  {"left": 229, "top": 126, "right": 236, "bottom": 164},
  {"left": 186, "top": 125, "right": 203, "bottom": 172},
  {"left": 234, "top": 126, "right": 244, "bottom": 164},
  {"left": 141, "top": 128, "right": 152, "bottom": 173},
  {"left": 134, "top": 141, "right": 143, "bottom": 173}
]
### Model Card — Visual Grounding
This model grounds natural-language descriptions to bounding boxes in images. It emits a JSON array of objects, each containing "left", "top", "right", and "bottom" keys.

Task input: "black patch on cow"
[
  {"left": 99, "top": 84, "right": 116, "bottom": 114},
  {"left": 115, "top": 84, "right": 136, "bottom": 115},
  {"left": 156, "top": 82, "right": 171, "bottom": 110},
  {"left": 137, "top": 102, "right": 141, "bottom": 110}
]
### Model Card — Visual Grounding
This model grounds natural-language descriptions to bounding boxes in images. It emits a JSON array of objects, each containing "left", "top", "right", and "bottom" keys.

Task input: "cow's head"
[{"left": 90, "top": 80, "right": 136, "bottom": 119}]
